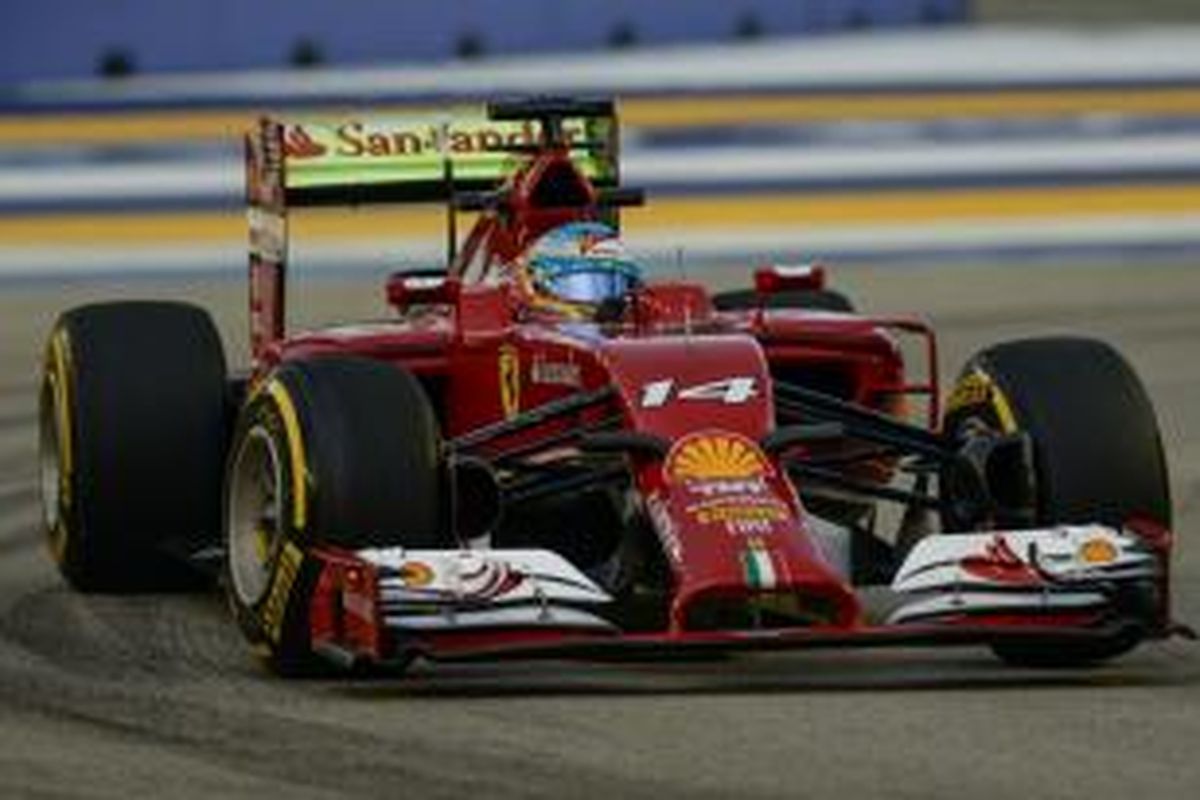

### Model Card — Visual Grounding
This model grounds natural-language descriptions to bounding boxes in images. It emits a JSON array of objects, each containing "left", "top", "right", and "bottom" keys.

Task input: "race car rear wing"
[{"left": 244, "top": 100, "right": 620, "bottom": 358}]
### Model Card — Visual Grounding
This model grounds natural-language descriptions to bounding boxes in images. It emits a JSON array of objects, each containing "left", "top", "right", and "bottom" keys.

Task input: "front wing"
[{"left": 305, "top": 522, "right": 1182, "bottom": 669}]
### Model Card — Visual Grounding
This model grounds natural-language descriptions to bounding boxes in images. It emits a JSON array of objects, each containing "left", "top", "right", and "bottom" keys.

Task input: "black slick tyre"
[
  {"left": 38, "top": 301, "right": 228, "bottom": 591},
  {"left": 943, "top": 336, "right": 1171, "bottom": 667},
  {"left": 712, "top": 288, "right": 855, "bottom": 313},
  {"left": 223, "top": 357, "right": 444, "bottom": 674}
]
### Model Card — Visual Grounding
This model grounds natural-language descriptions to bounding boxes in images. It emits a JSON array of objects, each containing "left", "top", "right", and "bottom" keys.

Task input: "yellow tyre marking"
[
  {"left": 949, "top": 367, "right": 1019, "bottom": 434},
  {"left": 989, "top": 378, "right": 1019, "bottom": 435},
  {"left": 264, "top": 378, "right": 308, "bottom": 531},
  {"left": 45, "top": 328, "right": 74, "bottom": 564},
  {"left": 944, "top": 371, "right": 984, "bottom": 416},
  {"left": 49, "top": 328, "right": 73, "bottom": 482}
]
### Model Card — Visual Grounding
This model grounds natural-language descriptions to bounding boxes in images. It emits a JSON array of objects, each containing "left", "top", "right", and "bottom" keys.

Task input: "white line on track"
[
  {"left": 5, "top": 134, "right": 1200, "bottom": 205},
  {"left": 2, "top": 214, "right": 1198, "bottom": 278}
]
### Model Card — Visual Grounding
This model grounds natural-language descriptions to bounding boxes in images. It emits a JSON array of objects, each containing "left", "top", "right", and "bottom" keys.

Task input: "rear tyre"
[
  {"left": 224, "top": 357, "right": 444, "bottom": 674},
  {"left": 712, "top": 288, "right": 855, "bottom": 313},
  {"left": 39, "top": 302, "right": 228, "bottom": 591},
  {"left": 943, "top": 336, "right": 1171, "bottom": 667}
]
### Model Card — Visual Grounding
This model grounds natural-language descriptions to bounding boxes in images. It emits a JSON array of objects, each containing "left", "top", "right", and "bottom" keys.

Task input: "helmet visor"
[{"left": 536, "top": 258, "right": 640, "bottom": 304}]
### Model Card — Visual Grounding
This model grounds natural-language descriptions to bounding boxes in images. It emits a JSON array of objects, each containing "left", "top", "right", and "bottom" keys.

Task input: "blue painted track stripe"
[{"left": 8, "top": 78, "right": 1200, "bottom": 114}]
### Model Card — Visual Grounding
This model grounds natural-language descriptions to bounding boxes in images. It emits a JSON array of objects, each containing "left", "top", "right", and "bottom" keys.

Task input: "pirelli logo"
[{"left": 261, "top": 541, "right": 304, "bottom": 644}]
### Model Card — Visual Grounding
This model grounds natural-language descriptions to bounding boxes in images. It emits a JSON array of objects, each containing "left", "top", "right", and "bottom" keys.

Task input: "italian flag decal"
[{"left": 742, "top": 538, "right": 778, "bottom": 590}]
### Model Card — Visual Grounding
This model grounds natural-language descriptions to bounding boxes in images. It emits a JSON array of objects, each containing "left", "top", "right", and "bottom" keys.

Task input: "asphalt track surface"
[{"left": 0, "top": 263, "right": 1197, "bottom": 799}]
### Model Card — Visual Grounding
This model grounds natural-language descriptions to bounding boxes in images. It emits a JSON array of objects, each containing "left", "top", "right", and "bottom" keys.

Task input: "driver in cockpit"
[{"left": 519, "top": 221, "right": 643, "bottom": 320}]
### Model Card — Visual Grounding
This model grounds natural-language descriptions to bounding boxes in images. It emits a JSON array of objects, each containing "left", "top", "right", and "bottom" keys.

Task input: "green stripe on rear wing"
[{"left": 272, "top": 112, "right": 618, "bottom": 206}]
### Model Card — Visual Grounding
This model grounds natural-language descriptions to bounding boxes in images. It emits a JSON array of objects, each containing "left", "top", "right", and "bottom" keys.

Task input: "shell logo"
[
  {"left": 667, "top": 431, "right": 770, "bottom": 482},
  {"left": 398, "top": 561, "right": 435, "bottom": 588},
  {"left": 1079, "top": 537, "right": 1119, "bottom": 565}
]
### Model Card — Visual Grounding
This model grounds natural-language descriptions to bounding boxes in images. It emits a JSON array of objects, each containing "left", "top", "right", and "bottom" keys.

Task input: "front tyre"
[
  {"left": 224, "top": 357, "right": 444, "bottom": 674},
  {"left": 943, "top": 336, "right": 1171, "bottom": 667}
]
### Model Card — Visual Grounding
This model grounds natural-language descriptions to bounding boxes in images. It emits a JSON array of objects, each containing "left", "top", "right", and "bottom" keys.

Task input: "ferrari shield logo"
[{"left": 498, "top": 344, "right": 520, "bottom": 419}]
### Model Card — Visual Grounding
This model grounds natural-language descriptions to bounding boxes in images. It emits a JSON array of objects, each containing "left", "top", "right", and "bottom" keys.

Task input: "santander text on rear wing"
[{"left": 249, "top": 110, "right": 619, "bottom": 210}]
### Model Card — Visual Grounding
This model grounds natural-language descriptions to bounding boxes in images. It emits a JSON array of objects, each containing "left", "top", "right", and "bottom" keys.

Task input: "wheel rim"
[
  {"left": 38, "top": 376, "right": 62, "bottom": 535},
  {"left": 228, "top": 426, "right": 284, "bottom": 606}
]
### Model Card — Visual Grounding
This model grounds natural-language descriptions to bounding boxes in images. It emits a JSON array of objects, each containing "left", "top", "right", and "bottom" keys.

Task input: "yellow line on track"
[
  {"left": 0, "top": 110, "right": 254, "bottom": 146},
  {"left": 624, "top": 89, "right": 1200, "bottom": 127},
  {"left": 2, "top": 185, "right": 1199, "bottom": 246},
  {"left": 3, "top": 88, "right": 1200, "bottom": 146},
  {"left": 624, "top": 185, "right": 1200, "bottom": 229}
]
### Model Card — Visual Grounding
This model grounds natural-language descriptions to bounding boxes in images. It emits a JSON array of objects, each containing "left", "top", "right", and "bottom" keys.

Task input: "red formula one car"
[{"left": 39, "top": 98, "right": 1186, "bottom": 674}]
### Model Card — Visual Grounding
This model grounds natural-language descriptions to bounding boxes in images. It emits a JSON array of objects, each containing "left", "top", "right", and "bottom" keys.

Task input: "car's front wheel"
[
  {"left": 224, "top": 356, "right": 445, "bottom": 674},
  {"left": 943, "top": 336, "right": 1171, "bottom": 667}
]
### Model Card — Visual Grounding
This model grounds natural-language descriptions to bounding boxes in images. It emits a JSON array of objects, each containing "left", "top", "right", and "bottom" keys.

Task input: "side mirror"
[
  {"left": 386, "top": 269, "right": 462, "bottom": 310},
  {"left": 753, "top": 263, "right": 827, "bottom": 295}
]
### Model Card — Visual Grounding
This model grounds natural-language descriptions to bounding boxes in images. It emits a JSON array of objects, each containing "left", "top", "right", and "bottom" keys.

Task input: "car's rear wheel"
[
  {"left": 943, "top": 336, "right": 1171, "bottom": 667},
  {"left": 712, "top": 288, "right": 855, "bottom": 313},
  {"left": 224, "top": 356, "right": 445, "bottom": 674},
  {"left": 39, "top": 301, "right": 228, "bottom": 591}
]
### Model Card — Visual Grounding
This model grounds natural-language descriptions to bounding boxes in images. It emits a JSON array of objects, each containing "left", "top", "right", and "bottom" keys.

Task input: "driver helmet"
[{"left": 526, "top": 221, "right": 642, "bottom": 313}]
